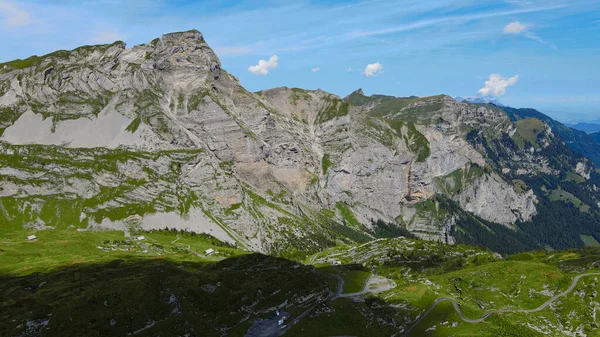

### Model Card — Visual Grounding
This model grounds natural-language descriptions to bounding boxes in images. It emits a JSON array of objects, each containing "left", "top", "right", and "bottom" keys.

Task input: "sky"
[{"left": 0, "top": 0, "right": 599, "bottom": 122}]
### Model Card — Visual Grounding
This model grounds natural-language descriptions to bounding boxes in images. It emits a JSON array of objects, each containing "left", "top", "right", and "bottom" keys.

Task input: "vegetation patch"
[
  {"left": 321, "top": 153, "right": 333, "bottom": 174},
  {"left": 0, "top": 142, "right": 203, "bottom": 228},
  {"left": 515, "top": 118, "right": 545, "bottom": 147},
  {"left": 335, "top": 202, "right": 361, "bottom": 227},
  {"left": 548, "top": 187, "right": 589, "bottom": 212},
  {"left": 580, "top": 234, "right": 600, "bottom": 247},
  {"left": 188, "top": 90, "right": 210, "bottom": 112},
  {"left": 125, "top": 115, "right": 142, "bottom": 133},
  {"left": 564, "top": 171, "right": 586, "bottom": 184},
  {"left": 289, "top": 88, "right": 312, "bottom": 106},
  {"left": 384, "top": 120, "right": 430, "bottom": 162},
  {"left": 370, "top": 95, "right": 445, "bottom": 123},
  {"left": 512, "top": 179, "right": 529, "bottom": 194},
  {"left": 435, "top": 164, "right": 485, "bottom": 195},
  {"left": 316, "top": 97, "right": 349, "bottom": 123}
]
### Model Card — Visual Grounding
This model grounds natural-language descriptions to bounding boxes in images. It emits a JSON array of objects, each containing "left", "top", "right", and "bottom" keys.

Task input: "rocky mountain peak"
[
  {"left": 150, "top": 29, "right": 220, "bottom": 72},
  {"left": 161, "top": 29, "right": 204, "bottom": 41}
]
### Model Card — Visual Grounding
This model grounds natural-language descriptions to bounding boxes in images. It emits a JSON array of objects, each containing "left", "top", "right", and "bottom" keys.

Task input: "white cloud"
[
  {"left": 478, "top": 74, "right": 519, "bottom": 97},
  {"left": 311, "top": 67, "right": 320, "bottom": 72},
  {"left": 503, "top": 21, "right": 527, "bottom": 34},
  {"left": 91, "top": 31, "right": 126, "bottom": 43},
  {"left": 248, "top": 55, "right": 278, "bottom": 75},
  {"left": 346, "top": 67, "right": 353, "bottom": 72},
  {"left": 0, "top": 0, "right": 32, "bottom": 27},
  {"left": 363, "top": 62, "right": 383, "bottom": 77}
]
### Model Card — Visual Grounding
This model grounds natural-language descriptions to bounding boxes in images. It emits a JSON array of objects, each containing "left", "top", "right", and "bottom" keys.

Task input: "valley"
[{"left": 3, "top": 226, "right": 600, "bottom": 337}]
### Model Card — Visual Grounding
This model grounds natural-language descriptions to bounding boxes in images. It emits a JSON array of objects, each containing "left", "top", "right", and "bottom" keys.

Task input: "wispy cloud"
[
  {"left": 0, "top": 0, "right": 32, "bottom": 27},
  {"left": 311, "top": 67, "right": 320, "bottom": 73},
  {"left": 341, "top": 3, "right": 567, "bottom": 41},
  {"left": 522, "top": 31, "right": 553, "bottom": 46}
]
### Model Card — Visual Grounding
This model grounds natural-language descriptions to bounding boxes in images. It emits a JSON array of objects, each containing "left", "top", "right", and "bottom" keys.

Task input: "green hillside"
[
  {"left": 502, "top": 106, "right": 600, "bottom": 165},
  {"left": 2, "top": 228, "right": 600, "bottom": 337},
  {"left": 0, "top": 227, "right": 334, "bottom": 337},
  {"left": 294, "top": 238, "right": 600, "bottom": 337}
]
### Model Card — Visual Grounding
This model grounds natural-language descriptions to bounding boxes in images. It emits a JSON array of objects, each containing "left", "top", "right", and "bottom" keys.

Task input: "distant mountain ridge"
[
  {"left": 566, "top": 122, "right": 600, "bottom": 134},
  {"left": 499, "top": 107, "right": 600, "bottom": 166},
  {"left": 454, "top": 96, "right": 504, "bottom": 106}
]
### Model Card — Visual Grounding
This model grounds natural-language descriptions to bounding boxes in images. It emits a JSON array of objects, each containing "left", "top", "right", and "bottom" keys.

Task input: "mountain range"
[
  {"left": 566, "top": 122, "right": 600, "bottom": 134},
  {"left": 454, "top": 96, "right": 504, "bottom": 106},
  {"left": 2, "top": 30, "right": 600, "bottom": 257}
]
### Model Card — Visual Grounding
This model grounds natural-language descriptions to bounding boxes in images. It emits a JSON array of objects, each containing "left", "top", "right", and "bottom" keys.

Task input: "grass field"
[
  {"left": 342, "top": 270, "right": 371, "bottom": 293},
  {"left": 3, "top": 230, "right": 600, "bottom": 336},
  {"left": 548, "top": 187, "right": 589, "bottom": 212},
  {"left": 0, "top": 228, "right": 242, "bottom": 275},
  {"left": 515, "top": 118, "right": 545, "bottom": 146},
  {"left": 0, "top": 228, "right": 336, "bottom": 337},
  {"left": 315, "top": 265, "right": 372, "bottom": 294}
]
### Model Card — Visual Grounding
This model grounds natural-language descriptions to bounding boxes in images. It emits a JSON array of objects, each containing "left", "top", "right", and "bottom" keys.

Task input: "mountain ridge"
[
  {"left": 1, "top": 30, "right": 600, "bottom": 256},
  {"left": 566, "top": 122, "right": 600, "bottom": 134}
]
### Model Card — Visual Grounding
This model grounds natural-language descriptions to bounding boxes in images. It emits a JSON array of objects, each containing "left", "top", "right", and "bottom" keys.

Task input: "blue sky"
[{"left": 0, "top": 0, "right": 599, "bottom": 121}]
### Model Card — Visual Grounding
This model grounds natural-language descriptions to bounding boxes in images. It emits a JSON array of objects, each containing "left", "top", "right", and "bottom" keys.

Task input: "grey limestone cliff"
[{"left": 1, "top": 29, "right": 596, "bottom": 254}]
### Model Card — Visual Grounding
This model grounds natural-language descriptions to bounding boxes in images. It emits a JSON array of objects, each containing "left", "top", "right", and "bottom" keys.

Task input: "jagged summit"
[
  {"left": 352, "top": 88, "right": 364, "bottom": 96},
  {"left": 0, "top": 29, "right": 219, "bottom": 75},
  {"left": 162, "top": 29, "right": 203, "bottom": 39},
  {"left": 151, "top": 29, "right": 221, "bottom": 71}
]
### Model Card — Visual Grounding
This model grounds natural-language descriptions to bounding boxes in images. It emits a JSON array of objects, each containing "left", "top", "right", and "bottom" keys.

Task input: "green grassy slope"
[
  {"left": 502, "top": 106, "right": 600, "bottom": 165},
  {"left": 294, "top": 238, "right": 600, "bottom": 337},
  {"left": 2, "top": 231, "right": 600, "bottom": 337},
  {"left": 0, "top": 228, "right": 334, "bottom": 337}
]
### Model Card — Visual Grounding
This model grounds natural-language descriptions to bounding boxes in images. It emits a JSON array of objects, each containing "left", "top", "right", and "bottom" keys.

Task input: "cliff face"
[{"left": 1, "top": 30, "right": 599, "bottom": 254}]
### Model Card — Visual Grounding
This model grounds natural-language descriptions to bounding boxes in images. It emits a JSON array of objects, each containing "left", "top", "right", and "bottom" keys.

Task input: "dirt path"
[{"left": 402, "top": 272, "right": 600, "bottom": 336}]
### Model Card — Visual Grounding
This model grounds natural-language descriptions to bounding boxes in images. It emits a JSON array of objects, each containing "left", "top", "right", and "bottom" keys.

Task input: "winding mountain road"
[
  {"left": 402, "top": 272, "right": 600, "bottom": 336},
  {"left": 274, "top": 273, "right": 345, "bottom": 336},
  {"left": 274, "top": 273, "right": 360, "bottom": 336}
]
